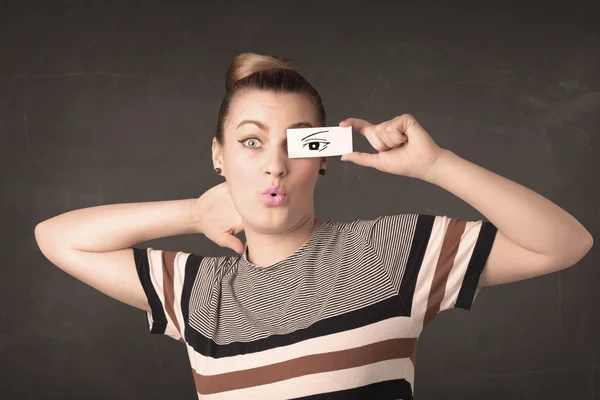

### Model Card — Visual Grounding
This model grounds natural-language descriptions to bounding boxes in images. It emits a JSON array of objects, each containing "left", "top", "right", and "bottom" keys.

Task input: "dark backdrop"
[{"left": 1, "top": 1, "right": 598, "bottom": 399}]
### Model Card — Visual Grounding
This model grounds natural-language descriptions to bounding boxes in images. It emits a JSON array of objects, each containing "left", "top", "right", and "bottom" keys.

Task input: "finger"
[
  {"left": 231, "top": 217, "right": 244, "bottom": 235},
  {"left": 392, "top": 114, "right": 418, "bottom": 133},
  {"left": 374, "top": 124, "right": 397, "bottom": 149},
  {"left": 341, "top": 118, "right": 390, "bottom": 152},
  {"left": 340, "top": 152, "right": 380, "bottom": 169},
  {"left": 384, "top": 124, "right": 409, "bottom": 146},
  {"left": 232, "top": 224, "right": 245, "bottom": 235},
  {"left": 364, "top": 126, "right": 392, "bottom": 152},
  {"left": 220, "top": 234, "right": 245, "bottom": 254},
  {"left": 339, "top": 118, "right": 373, "bottom": 133}
]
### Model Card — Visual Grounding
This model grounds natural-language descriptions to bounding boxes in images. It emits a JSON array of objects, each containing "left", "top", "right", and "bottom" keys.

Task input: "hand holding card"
[
  {"left": 287, "top": 126, "right": 353, "bottom": 158},
  {"left": 339, "top": 115, "right": 444, "bottom": 180}
]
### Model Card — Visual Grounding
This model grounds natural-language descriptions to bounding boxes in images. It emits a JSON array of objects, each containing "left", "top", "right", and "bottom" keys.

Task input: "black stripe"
[
  {"left": 290, "top": 378, "right": 413, "bottom": 400},
  {"left": 398, "top": 214, "right": 434, "bottom": 316},
  {"left": 181, "top": 253, "right": 203, "bottom": 343},
  {"left": 184, "top": 291, "right": 410, "bottom": 358},
  {"left": 455, "top": 220, "right": 498, "bottom": 310},
  {"left": 132, "top": 247, "right": 167, "bottom": 334}
]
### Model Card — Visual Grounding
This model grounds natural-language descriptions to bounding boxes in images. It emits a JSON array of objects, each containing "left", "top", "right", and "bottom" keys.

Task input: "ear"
[
  {"left": 321, "top": 156, "right": 327, "bottom": 170},
  {"left": 212, "top": 137, "right": 223, "bottom": 170}
]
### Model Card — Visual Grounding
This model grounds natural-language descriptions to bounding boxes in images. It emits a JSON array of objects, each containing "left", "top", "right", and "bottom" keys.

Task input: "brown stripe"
[
  {"left": 193, "top": 337, "right": 418, "bottom": 395},
  {"left": 423, "top": 219, "right": 466, "bottom": 327},
  {"left": 161, "top": 250, "right": 181, "bottom": 336}
]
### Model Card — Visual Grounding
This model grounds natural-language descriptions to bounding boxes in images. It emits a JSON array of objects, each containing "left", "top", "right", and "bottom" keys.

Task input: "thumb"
[
  {"left": 220, "top": 234, "right": 245, "bottom": 254},
  {"left": 341, "top": 152, "right": 378, "bottom": 168}
]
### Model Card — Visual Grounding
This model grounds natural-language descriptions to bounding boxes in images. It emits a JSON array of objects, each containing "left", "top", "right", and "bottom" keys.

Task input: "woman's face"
[{"left": 213, "top": 89, "right": 326, "bottom": 233}]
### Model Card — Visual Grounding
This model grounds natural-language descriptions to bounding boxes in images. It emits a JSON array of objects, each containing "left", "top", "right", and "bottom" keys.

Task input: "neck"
[{"left": 244, "top": 215, "right": 323, "bottom": 267}]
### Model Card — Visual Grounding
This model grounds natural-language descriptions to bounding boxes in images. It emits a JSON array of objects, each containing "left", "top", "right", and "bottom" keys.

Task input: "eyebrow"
[
  {"left": 302, "top": 130, "right": 328, "bottom": 141},
  {"left": 236, "top": 120, "right": 314, "bottom": 130}
]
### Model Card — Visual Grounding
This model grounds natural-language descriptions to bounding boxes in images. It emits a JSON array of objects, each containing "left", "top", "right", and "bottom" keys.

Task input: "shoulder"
[
  {"left": 134, "top": 247, "right": 240, "bottom": 280},
  {"left": 326, "top": 213, "right": 422, "bottom": 237},
  {"left": 196, "top": 253, "right": 241, "bottom": 278}
]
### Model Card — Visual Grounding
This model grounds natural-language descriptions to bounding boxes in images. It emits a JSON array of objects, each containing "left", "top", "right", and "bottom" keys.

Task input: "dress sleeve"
[
  {"left": 368, "top": 214, "right": 497, "bottom": 323},
  {"left": 132, "top": 247, "right": 194, "bottom": 342}
]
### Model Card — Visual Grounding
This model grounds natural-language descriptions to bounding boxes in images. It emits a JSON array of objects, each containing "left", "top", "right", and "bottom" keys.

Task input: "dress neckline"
[{"left": 239, "top": 219, "right": 332, "bottom": 273}]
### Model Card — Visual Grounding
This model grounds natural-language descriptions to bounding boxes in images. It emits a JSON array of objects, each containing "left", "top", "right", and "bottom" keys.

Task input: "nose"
[{"left": 263, "top": 145, "right": 288, "bottom": 178}]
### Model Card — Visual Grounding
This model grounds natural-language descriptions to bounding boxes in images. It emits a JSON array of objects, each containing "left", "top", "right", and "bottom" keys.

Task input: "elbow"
[
  {"left": 583, "top": 232, "right": 594, "bottom": 257},
  {"left": 34, "top": 222, "right": 44, "bottom": 244},
  {"left": 34, "top": 223, "right": 49, "bottom": 253},
  {"left": 562, "top": 233, "right": 593, "bottom": 270},
  {"left": 583, "top": 222, "right": 593, "bottom": 247},
  {"left": 34, "top": 221, "right": 50, "bottom": 240},
  {"left": 580, "top": 230, "right": 594, "bottom": 257},
  {"left": 34, "top": 222, "right": 56, "bottom": 255}
]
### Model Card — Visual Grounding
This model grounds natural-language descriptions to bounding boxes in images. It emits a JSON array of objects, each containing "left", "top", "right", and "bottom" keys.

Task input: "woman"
[{"left": 34, "top": 53, "right": 593, "bottom": 399}]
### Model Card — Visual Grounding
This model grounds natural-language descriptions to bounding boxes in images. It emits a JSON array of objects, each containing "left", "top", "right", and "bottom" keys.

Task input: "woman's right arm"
[
  {"left": 34, "top": 199, "right": 199, "bottom": 312},
  {"left": 34, "top": 183, "right": 244, "bottom": 312}
]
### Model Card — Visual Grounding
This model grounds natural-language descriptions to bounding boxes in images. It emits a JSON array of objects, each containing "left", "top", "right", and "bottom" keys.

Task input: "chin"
[{"left": 245, "top": 212, "right": 296, "bottom": 233}]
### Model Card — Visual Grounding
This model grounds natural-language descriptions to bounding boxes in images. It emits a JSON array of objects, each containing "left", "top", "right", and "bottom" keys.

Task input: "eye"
[
  {"left": 238, "top": 137, "right": 262, "bottom": 149},
  {"left": 302, "top": 139, "right": 330, "bottom": 151}
]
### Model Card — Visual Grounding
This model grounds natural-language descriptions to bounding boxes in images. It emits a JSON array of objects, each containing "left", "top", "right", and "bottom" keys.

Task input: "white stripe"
[
  {"left": 190, "top": 316, "right": 419, "bottom": 375},
  {"left": 147, "top": 248, "right": 182, "bottom": 341},
  {"left": 440, "top": 220, "right": 483, "bottom": 311},
  {"left": 411, "top": 215, "right": 448, "bottom": 329},
  {"left": 196, "top": 358, "right": 413, "bottom": 400},
  {"left": 173, "top": 251, "right": 187, "bottom": 338}
]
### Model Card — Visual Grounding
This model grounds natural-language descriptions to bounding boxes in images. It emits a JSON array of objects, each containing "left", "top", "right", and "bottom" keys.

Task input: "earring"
[
  {"left": 319, "top": 168, "right": 326, "bottom": 176},
  {"left": 214, "top": 167, "right": 222, "bottom": 175}
]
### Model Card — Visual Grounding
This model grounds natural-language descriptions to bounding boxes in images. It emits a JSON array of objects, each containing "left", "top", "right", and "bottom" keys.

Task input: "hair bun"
[{"left": 225, "top": 52, "right": 297, "bottom": 93}]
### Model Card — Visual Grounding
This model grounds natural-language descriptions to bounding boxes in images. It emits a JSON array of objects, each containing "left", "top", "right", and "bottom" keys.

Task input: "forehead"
[{"left": 227, "top": 90, "right": 318, "bottom": 128}]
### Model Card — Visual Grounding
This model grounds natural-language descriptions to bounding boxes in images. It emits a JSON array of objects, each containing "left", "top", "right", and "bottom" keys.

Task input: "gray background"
[{"left": 1, "top": 0, "right": 599, "bottom": 398}]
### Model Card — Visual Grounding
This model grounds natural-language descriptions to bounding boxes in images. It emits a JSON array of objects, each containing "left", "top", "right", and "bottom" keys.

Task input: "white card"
[{"left": 287, "top": 126, "right": 353, "bottom": 158}]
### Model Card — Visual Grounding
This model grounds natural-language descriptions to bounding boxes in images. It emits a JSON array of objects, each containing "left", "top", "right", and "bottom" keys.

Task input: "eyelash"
[
  {"left": 238, "top": 137, "right": 288, "bottom": 151},
  {"left": 238, "top": 137, "right": 262, "bottom": 149}
]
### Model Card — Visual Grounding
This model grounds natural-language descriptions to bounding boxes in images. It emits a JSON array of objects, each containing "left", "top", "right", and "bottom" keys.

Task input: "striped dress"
[{"left": 133, "top": 213, "right": 497, "bottom": 399}]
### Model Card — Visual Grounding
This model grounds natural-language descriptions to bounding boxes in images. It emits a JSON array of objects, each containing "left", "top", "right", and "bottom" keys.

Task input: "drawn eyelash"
[{"left": 302, "top": 139, "right": 331, "bottom": 151}]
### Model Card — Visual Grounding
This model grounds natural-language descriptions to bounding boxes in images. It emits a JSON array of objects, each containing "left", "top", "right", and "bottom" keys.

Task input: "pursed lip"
[{"left": 261, "top": 186, "right": 287, "bottom": 196}]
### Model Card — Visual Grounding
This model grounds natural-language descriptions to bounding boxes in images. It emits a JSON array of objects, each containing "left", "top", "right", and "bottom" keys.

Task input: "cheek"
[
  {"left": 294, "top": 163, "right": 319, "bottom": 189},
  {"left": 224, "top": 149, "right": 255, "bottom": 181},
  {"left": 224, "top": 169, "right": 253, "bottom": 218},
  {"left": 227, "top": 164, "right": 252, "bottom": 183}
]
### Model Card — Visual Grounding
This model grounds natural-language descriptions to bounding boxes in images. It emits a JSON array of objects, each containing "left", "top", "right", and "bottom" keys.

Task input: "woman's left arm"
[
  {"left": 422, "top": 148, "right": 593, "bottom": 286},
  {"left": 339, "top": 114, "right": 593, "bottom": 287}
]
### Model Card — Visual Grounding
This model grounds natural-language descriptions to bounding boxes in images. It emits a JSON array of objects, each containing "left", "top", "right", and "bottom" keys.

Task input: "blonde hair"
[
  {"left": 225, "top": 53, "right": 296, "bottom": 92},
  {"left": 216, "top": 52, "right": 326, "bottom": 144}
]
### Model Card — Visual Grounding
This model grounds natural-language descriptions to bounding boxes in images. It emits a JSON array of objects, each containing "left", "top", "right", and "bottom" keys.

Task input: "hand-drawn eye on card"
[
  {"left": 301, "top": 130, "right": 331, "bottom": 152},
  {"left": 287, "top": 126, "right": 352, "bottom": 158}
]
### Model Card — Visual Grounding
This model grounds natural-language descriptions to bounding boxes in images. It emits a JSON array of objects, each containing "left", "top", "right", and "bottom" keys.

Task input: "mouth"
[
  {"left": 262, "top": 186, "right": 287, "bottom": 196},
  {"left": 261, "top": 193, "right": 287, "bottom": 206},
  {"left": 261, "top": 186, "right": 287, "bottom": 206}
]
